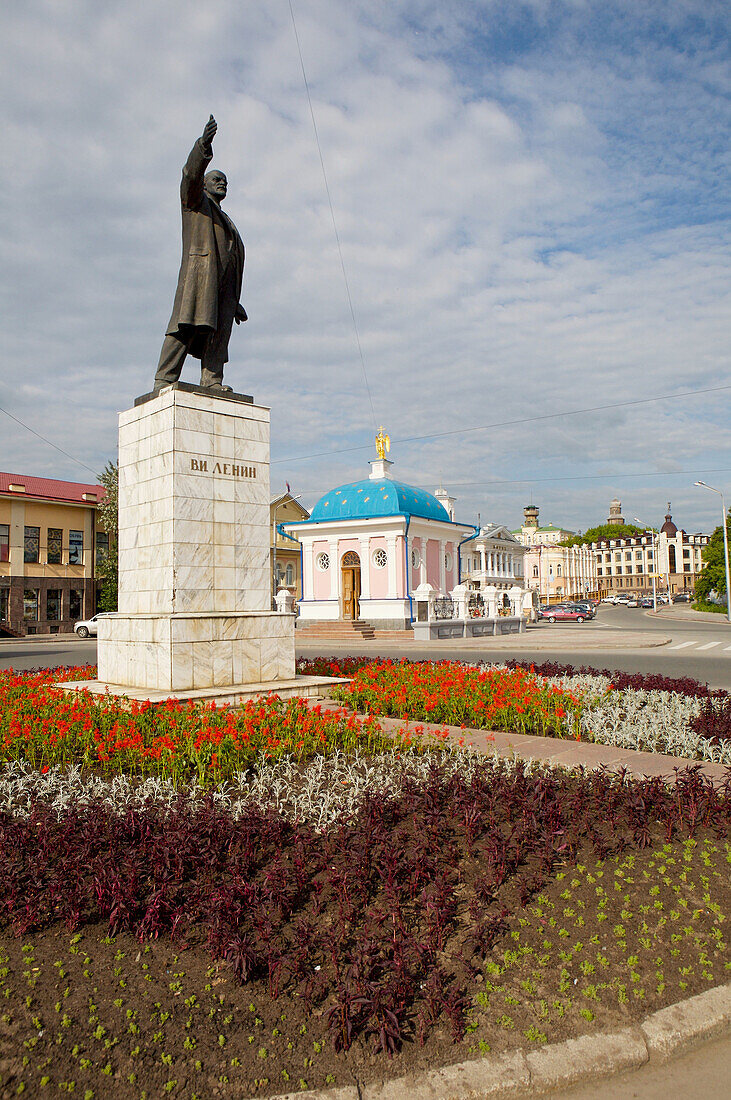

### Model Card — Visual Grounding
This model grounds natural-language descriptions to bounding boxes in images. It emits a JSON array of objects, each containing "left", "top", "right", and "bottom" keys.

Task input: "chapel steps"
[{"left": 295, "top": 619, "right": 415, "bottom": 642}]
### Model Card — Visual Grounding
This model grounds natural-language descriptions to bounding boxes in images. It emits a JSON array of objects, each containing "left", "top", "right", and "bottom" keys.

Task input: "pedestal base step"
[{"left": 57, "top": 674, "right": 349, "bottom": 708}]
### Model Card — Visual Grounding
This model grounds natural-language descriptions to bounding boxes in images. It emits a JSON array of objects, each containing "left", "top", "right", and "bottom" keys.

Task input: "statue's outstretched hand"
[
  {"left": 235, "top": 304, "right": 248, "bottom": 325},
  {"left": 202, "top": 115, "right": 217, "bottom": 149}
]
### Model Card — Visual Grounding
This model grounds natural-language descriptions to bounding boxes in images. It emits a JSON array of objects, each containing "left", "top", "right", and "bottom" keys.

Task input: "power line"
[
  {"left": 0, "top": 404, "right": 99, "bottom": 478},
  {"left": 284, "top": 466, "right": 731, "bottom": 503},
  {"left": 287, "top": 0, "right": 378, "bottom": 431},
  {"left": 273, "top": 382, "right": 731, "bottom": 465}
]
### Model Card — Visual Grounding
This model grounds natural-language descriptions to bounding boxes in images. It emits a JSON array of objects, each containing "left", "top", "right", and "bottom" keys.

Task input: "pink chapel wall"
[
  {"left": 426, "top": 539, "right": 440, "bottom": 587},
  {"left": 411, "top": 536, "right": 422, "bottom": 590},
  {"left": 368, "top": 536, "right": 388, "bottom": 599},
  {"left": 312, "top": 539, "right": 331, "bottom": 600},
  {"left": 337, "top": 537, "right": 361, "bottom": 565}
]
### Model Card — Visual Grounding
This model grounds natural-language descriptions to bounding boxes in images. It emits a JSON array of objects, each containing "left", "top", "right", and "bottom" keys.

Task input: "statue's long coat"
[{"left": 164, "top": 138, "right": 245, "bottom": 363}]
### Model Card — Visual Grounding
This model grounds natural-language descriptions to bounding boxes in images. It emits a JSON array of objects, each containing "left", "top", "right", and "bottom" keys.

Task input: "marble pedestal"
[{"left": 95, "top": 384, "right": 296, "bottom": 695}]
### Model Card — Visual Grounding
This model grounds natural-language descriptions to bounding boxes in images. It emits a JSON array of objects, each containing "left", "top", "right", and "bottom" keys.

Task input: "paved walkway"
[{"left": 315, "top": 703, "right": 728, "bottom": 786}]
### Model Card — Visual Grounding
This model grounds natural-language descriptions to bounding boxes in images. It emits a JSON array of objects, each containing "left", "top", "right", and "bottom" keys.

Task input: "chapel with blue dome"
[{"left": 282, "top": 431, "right": 476, "bottom": 631}]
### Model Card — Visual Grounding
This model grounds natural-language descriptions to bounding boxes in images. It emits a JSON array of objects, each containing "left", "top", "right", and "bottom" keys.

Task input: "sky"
[{"left": 0, "top": 0, "right": 729, "bottom": 535}]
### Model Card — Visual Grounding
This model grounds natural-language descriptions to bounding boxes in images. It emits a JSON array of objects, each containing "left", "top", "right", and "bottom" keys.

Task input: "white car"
[{"left": 74, "top": 613, "right": 109, "bottom": 639}]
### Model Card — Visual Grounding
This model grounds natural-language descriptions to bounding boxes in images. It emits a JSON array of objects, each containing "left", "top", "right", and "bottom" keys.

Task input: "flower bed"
[
  {"left": 0, "top": 756, "right": 729, "bottom": 1097},
  {"left": 329, "top": 660, "right": 584, "bottom": 738},
  {"left": 298, "top": 657, "right": 731, "bottom": 764},
  {"left": 0, "top": 667, "right": 426, "bottom": 786}
]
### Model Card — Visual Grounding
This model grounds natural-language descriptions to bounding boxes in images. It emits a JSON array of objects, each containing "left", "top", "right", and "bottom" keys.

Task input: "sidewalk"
[
  {"left": 298, "top": 627, "right": 672, "bottom": 652},
  {"left": 648, "top": 606, "right": 730, "bottom": 624},
  {"left": 314, "top": 704, "right": 728, "bottom": 786}
]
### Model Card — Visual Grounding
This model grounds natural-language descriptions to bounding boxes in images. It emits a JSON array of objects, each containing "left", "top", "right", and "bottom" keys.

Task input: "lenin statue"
[{"left": 154, "top": 116, "right": 247, "bottom": 394}]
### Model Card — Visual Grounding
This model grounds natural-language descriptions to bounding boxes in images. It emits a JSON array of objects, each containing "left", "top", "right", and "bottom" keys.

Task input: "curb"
[
  {"left": 296, "top": 634, "right": 674, "bottom": 652},
  {"left": 270, "top": 983, "right": 731, "bottom": 1100}
]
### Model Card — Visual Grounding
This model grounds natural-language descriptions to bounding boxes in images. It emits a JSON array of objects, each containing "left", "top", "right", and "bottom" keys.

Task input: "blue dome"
[{"left": 309, "top": 478, "right": 451, "bottom": 522}]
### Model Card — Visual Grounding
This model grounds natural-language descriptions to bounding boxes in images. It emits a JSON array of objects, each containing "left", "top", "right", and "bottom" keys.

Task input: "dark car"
[
  {"left": 538, "top": 606, "right": 591, "bottom": 623},
  {"left": 673, "top": 593, "right": 691, "bottom": 603},
  {"left": 566, "top": 601, "right": 596, "bottom": 618},
  {"left": 638, "top": 597, "right": 655, "bottom": 608}
]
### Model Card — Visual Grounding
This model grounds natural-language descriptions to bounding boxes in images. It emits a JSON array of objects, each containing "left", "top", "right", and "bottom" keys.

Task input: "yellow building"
[
  {"left": 270, "top": 491, "right": 309, "bottom": 601},
  {"left": 0, "top": 471, "right": 106, "bottom": 636}
]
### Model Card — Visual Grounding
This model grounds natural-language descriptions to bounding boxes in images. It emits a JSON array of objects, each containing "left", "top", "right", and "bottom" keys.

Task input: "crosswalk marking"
[
  {"left": 725, "top": 645, "right": 731, "bottom": 652},
  {"left": 670, "top": 641, "right": 696, "bottom": 650},
  {"left": 697, "top": 641, "right": 722, "bottom": 651}
]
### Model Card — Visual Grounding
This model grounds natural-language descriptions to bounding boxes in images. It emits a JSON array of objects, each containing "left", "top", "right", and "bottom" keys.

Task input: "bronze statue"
[{"left": 154, "top": 116, "right": 247, "bottom": 393}]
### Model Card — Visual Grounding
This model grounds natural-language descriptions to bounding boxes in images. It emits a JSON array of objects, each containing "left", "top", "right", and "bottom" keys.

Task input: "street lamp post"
[{"left": 694, "top": 482, "right": 731, "bottom": 623}]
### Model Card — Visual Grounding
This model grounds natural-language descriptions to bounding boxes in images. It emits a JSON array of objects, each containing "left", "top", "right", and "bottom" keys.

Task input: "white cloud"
[{"left": 0, "top": 0, "right": 728, "bottom": 535}]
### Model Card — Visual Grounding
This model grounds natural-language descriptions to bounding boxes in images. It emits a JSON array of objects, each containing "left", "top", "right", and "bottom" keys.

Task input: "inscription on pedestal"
[{"left": 190, "top": 457, "right": 257, "bottom": 478}]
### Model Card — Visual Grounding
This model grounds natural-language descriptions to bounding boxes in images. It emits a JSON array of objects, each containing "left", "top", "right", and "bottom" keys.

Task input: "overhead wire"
[
  {"left": 0, "top": 404, "right": 100, "bottom": 479},
  {"left": 272, "top": 382, "right": 731, "bottom": 464},
  {"left": 287, "top": 0, "right": 378, "bottom": 431}
]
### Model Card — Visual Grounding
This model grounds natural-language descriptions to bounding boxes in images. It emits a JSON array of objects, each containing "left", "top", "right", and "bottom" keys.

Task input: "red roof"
[{"left": 0, "top": 471, "right": 105, "bottom": 505}]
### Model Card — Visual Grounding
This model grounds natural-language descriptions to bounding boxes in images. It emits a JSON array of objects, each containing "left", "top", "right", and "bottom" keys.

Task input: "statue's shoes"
[{"left": 201, "top": 383, "right": 233, "bottom": 393}]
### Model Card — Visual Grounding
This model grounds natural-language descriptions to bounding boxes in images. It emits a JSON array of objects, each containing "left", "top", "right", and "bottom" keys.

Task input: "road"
[
  {"left": 0, "top": 606, "right": 729, "bottom": 688},
  {"left": 542, "top": 1032, "right": 731, "bottom": 1099}
]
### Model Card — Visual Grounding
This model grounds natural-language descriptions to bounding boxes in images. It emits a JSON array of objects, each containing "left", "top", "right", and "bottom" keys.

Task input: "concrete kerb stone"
[
  {"left": 639, "top": 983, "right": 731, "bottom": 1062},
  {"left": 268, "top": 984, "right": 731, "bottom": 1100}
]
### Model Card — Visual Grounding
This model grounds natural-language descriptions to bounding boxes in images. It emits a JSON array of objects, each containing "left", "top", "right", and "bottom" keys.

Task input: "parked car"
[
  {"left": 538, "top": 606, "right": 591, "bottom": 623},
  {"left": 561, "top": 602, "right": 596, "bottom": 618},
  {"left": 638, "top": 597, "right": 655, "bottom": 608},
  {"left": 601, "top": 595, "right": 618, "bottom": 604},
  {"left": 74, "top": 613, "right": 109, "bottom": 639},
  {"left": 673, "top": 593, "right": 691, "bottom": 603}
]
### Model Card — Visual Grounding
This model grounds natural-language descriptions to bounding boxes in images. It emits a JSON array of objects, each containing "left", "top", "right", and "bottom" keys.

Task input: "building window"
[
  {"left": 0, "top": 524, "right": 8, "bottom": 562},
  {"left": 411, "top": 548, "right": 421, "bottom": 569},
  {"left": 616, "top": 566, "right": 623, "bottom": 575},
  {"left": 96, "top": 531, "right": 109, "bottom": 568},
  {"left": 23, "top": 589, "right": 39, "bottom": 621},
  {"left": 444, "top": 552, "right": 453, "bottom": 571},
  {"left": 69, "top": 589, "right": 83, "bottom": 621},
  {"left": 24, "top": 527, "right": 40, "bottom": 564},
  {"left": 372, "top": 548, "right": 387, "bottom": 569},
  {"left": 47, "top": 589, "right": 62, "bottom": 621},
  {"left": 532, "top": 565, "right": 538, "bottom": 578},
  {"left": 0, "top": 588, "right": 8, "bottom": 621},
  {"left": 69, "top": 530, "right": 83, "bottom": 565},
  {"left": 285, "top": 563, "right": 294, "bottom": 586},
  {"left": 316, "top": 552, "right": 330, "bottom": 571},
  {"left": 556, "top": 564, "right": 562, "bottom": 576},
  {"left": 47, "top": 528, "right": 63, "bottom": 565}
]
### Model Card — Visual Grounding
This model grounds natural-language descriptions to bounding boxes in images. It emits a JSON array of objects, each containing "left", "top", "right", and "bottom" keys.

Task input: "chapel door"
[{"left": 341, "top": 552, "right": 361, "bottom": 619}]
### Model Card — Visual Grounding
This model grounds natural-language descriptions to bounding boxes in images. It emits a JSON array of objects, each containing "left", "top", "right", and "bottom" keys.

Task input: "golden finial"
[{"left": 375, "top": 426, "right": 391, "bottom": 460}]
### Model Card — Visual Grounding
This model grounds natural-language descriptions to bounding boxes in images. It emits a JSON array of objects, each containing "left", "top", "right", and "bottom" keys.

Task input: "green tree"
[
  {"left": 559, "top": 523, "right": 645, "bottom": 547},
  {"left": 694, "top": 509, "right": 731, "bottom": 604},
  {"left": 96, "top": 461, "right": 118, "bottom": 612}
]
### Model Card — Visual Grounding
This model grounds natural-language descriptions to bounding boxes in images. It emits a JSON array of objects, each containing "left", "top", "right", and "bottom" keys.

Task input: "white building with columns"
[
  {"left": 459, "top": 525, "right": 533, "bottom": 615},
  {"left": 282, "top": 451, "right": 475, "bottom": 630}
]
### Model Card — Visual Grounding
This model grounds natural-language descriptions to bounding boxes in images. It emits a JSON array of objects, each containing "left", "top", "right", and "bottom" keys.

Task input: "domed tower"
[
  {"left": 523, "top": 504, "right": 539, "bottom": 529},
  {"left": 660, "top": 503, "right": 677, "bottom": 537},
  {"left": 607, "top": 498, "right": 625, "bottom": 526}
]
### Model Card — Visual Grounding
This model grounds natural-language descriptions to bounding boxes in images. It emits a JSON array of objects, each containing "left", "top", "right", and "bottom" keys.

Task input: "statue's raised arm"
[{"left": 153, "top": 115, "right": 246, "bottom": 395}]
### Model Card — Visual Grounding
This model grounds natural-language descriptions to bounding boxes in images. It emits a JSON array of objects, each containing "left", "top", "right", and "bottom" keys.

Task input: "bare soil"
[{"left": 1, "top": 832, "right": 728, "bottom": 1100}]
